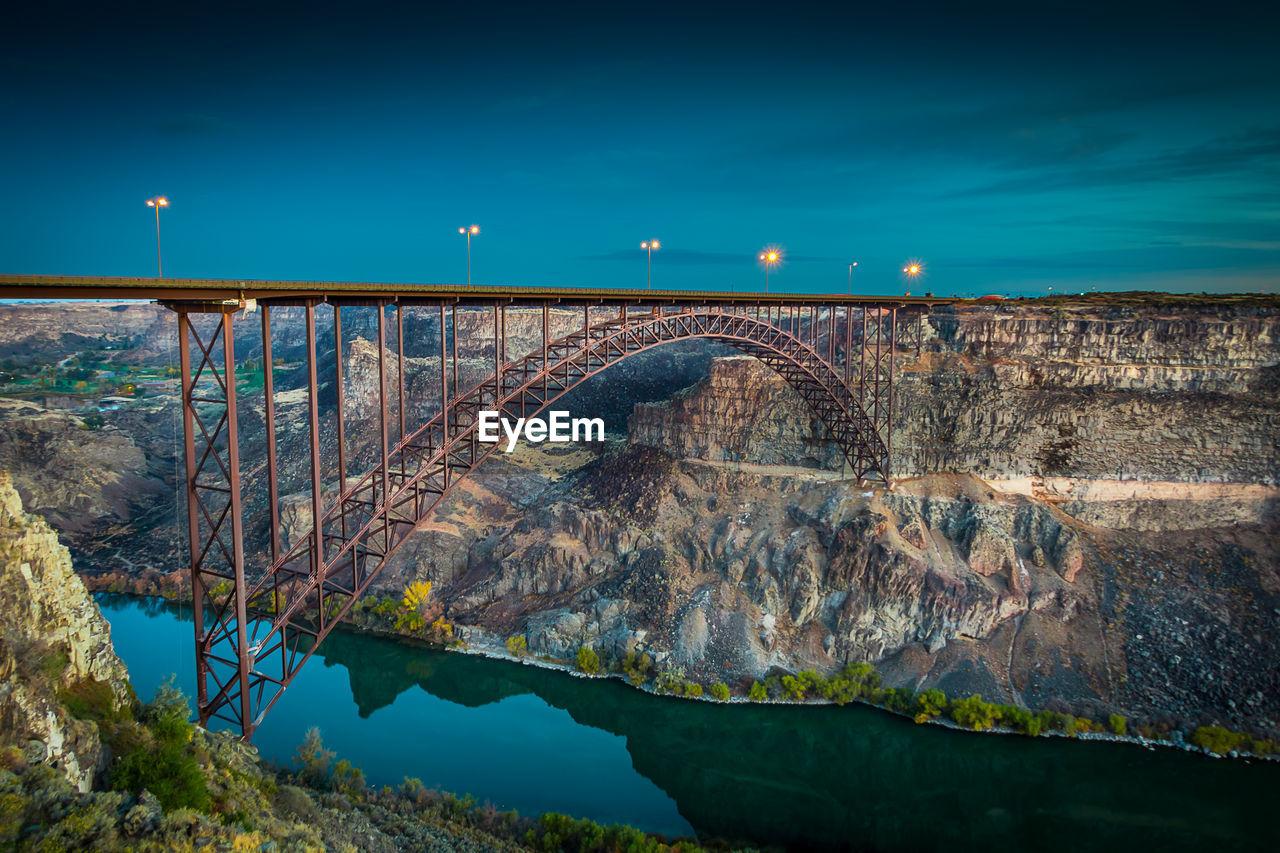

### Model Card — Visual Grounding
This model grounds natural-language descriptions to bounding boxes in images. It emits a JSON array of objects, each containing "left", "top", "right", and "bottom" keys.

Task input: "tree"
[
  {"left": 748, "top": 681, "right": 767, "bottom": 701},
  {"left": 576, "top": 645, "right": 601, "bottom": 675},
  {"left": 710, "top": 682, "right": 731, "bottom": 701},
  {"left": 505, "top": 635, "right": 528, "bottom": 656},
  {"left": 295, "top": 726, "right": 336, "bottom": 785},
  {"left": 396, "top": 581, "right": 433, "bottom": 634}
]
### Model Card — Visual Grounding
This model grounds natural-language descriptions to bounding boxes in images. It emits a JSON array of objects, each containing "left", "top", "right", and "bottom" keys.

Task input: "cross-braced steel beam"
[{"left": 172, "top": 295, "right": 913, "bottom": 736}]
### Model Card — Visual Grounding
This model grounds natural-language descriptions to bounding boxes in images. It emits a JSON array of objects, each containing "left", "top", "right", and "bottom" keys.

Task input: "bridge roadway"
[
  {"left": 0, "top": 273, "right": 950, "bottom": 308},
  {"left": 2, "top": 271, "right": 950, "bottom": 737}
]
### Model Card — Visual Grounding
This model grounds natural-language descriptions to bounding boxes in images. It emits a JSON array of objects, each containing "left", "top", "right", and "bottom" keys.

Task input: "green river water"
[{"left": 98, "top": 595, "right": 1278, "bottom": 852}]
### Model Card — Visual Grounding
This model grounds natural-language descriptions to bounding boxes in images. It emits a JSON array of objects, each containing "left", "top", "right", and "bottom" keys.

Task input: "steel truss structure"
[{"left": 168, "top": 295, "right": 925, "bottom": 737}]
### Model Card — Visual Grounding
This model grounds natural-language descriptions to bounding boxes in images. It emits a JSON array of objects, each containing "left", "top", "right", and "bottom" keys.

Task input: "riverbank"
[
  {"left": 97, "top": 593, "right": 1280, "bottom": 852},
  {"left": 85, "top": 578, "right": 1279, "bottom": 763}
]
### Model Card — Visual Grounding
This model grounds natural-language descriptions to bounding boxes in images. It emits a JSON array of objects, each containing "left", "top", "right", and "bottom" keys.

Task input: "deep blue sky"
[{"left": 3, "top": 0, "right": 1278, "bottom": 296}]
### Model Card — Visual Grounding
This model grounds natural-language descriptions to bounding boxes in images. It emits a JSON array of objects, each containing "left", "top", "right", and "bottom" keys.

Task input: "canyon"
[{"left": 0, "top": 294, "right": 1276, "bottom": 741}]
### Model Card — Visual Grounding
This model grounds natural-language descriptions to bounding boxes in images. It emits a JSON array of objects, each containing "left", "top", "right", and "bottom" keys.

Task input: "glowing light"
[
  {"left": 641, "top": 240, "right": 661, "bottom": 288},
  {"left": 470, "top": 225, "right": 480, "bottom": 234},
  {"left": 459, "top": 227, "right": 466, "bottom": 234}
]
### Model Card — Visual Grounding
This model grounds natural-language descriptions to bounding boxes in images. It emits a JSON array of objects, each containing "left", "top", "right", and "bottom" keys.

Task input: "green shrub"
[
  {"left": 949, "top": 695, "right": 1002, "bottom": 731},
  {"left": 1190, "top": 726, "right": 1250, "bottom": 755},
  {"left": 59, "top": 678, "right": 124, "bottom": 724},
  {"left": 620, "top": 651, "right": 654, "bottom": 686},
  {"left": 576, "top": 646, "right": 601, "bottom": 675},
  {"left": 505, "top": 635, "right": 528, "bottom": 656},
  {"left": 913, "top": 689, "right": 948, "bottom": 720},
  {"left": 882, "top": 687, "right": 915, "bottom": 714},
  {"left": 38, "top": 647, "right": 69, "bottom": 680},
  {"left": 748, "top": 681, "right": 767, "bottom": 701},
  {"left": 710, "top": 682, "right": 730, "bottom": 701},
  {"left": 683, "top": 682, "right": 703, "bottom": 698},
  {"left": 294, "top": 727, "right": 336, "bottom": 785},
  {"left": 1108, "top": 714, "right": 1127, "bottom": 736},
  {"left": 781, "top": 675, "right": 807, "bottom": 701},
  {"left": 109, "top": 684, "right": 207, "bottom": 812}
]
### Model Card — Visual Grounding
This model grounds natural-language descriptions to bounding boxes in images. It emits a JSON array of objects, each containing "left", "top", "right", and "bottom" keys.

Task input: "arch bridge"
[{"left": 1, "top": 275, "right": 948, "bottom": 737}]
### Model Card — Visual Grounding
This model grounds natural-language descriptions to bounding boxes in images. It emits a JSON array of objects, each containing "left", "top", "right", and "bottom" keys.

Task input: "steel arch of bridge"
[{"left": 171, "top": 297, "right": 922, "bottom": 736}]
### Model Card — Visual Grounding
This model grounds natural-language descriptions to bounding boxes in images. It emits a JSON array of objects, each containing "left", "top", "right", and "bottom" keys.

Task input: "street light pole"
[
  {"left": 759, "top": 250, "right": 779, "bottom": 293},
  {"left": 848, "top": 260, "right": 858, "bottom": 294},
  {"left": 640, "top": 240, "right": 660, "bottom": 290},
  {"left": 145, "top": 196, "right": 168, "bottom": 278},
  {"left": 458, "top": 225, "right": 480, "bottom": 285}
]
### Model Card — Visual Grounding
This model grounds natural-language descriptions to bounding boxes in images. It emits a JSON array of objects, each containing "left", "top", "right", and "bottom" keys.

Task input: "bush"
[
  {"left": 1108, "top": 714, "right": 1127, "bottom": 736},
  {"left": 781, "top": 675, "right": 807, "bottom": 701},
  {"left": 913, "top": 689, "right": 948, "bottom": 720},
  {"left": 109, "top": 683, "right": 208, "bottom": 812},
  {"left": 748, "top": 681, "right": 767, "bottom": 701},
  {"left": 576, "top": 646, "right": 601, "bottom": 675},
  {"left": 620, "top": 651, "right": 653, "bottom": 686},
  {"left": 684, "top": 682, "right": 703, "bottom": 698},
  {"left": 294, "top": 727, "right": 335, "bottom": 785},
  {"left": 949, "top": 695, "right": 1002, "bottom": 731},
  {"left": 882, "top": 687, "right": 915, "bottom": 714},
  {"left": 60, "top": 678, "right": 125, "bottom": 724},
  {"left": 710, "top": 682, "right": 730, "bottom": 701},
  {"left": 1190, "top": 726, "right": 1251, "bottom": 755},
  {"left": 505, "top": 635, "right": 528, "bottom": 656}
]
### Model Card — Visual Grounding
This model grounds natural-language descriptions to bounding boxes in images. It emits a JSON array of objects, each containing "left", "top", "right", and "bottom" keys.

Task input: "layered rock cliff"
[
  {"left": 0, "top": 471, "right": 130, "bottom": 791},
  {"left": 633, "top": 301, "right": 1280, "bottom": 486},
  {"left": 2, "top": 296, "right": 1278, "bottom": 741}
]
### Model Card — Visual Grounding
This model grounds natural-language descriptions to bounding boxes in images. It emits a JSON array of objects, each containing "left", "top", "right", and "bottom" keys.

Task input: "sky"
[{"left": 3, "top": 0, "right": 1278, "bottom": 297}]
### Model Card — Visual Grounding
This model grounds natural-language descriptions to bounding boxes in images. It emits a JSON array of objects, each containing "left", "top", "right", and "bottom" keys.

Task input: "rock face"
[
  {"left": 3, "top": 296, "right": 1279, "bottom": 739},
  {"left": 630, "top": 357, "right": 844, "bottom": 470},
  {"left": 0, "top": 402, "right": 166, "bottom": 534},
  {"left": 0, "top": 471, "right": 130, "bottom": 791},
  {"left": 633, "top": 302, "right": 1280, "bottom": 485}
]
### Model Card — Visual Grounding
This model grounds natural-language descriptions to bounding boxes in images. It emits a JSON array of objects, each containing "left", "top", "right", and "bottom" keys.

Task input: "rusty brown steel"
[
  {"left": 333, "top": 306, "right": 347, "bottom": 542},
  {"left": 176, "top": 313, "right": 206, "bottom": 710},
  {"left": 261, "top": 307, "right": 280, "bottom": 565},
  {"left": 305, "top": 303, "right": 325, "bottom": 576},
  {"left": 439, "top": 302, "right": 449, "bottom": 469},
  {"left": 181, "top": 297, "right": 909, "bottom": 737},
  {"left": 398, "top": 304, "right": 407, "bottom": 451},
  {"left": 451, "top": 305, "right": 459, "bottom": 397},
  {"left": 377, "top": 303, "right": 391, "bottom": 550}
]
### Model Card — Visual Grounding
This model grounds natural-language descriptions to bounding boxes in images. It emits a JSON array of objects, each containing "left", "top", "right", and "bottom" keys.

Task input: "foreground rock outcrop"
[{"left": 0, "top": 471, "right": 130, "bottom": 791}]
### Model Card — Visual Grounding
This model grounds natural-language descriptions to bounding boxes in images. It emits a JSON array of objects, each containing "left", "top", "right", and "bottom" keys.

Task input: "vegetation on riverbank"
[
  {"left": 82, "top": 586, "right": 1279, "bottom": 762},
  {"left": 561, "top": 640, "right": 1279, "bottom": 759},
  {"left": 2, "top": 680, "right": 711, "bottom": 852}
]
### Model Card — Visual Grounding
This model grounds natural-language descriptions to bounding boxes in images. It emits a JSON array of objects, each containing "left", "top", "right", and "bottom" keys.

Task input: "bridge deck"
[{"left": 0, "top": 273, "right": 951, "bottom": 307}]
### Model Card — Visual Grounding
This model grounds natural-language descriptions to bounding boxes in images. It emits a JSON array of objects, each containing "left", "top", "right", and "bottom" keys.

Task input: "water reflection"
[{"left": 101, "top": 596, "right": 1280, "bottom": 852}]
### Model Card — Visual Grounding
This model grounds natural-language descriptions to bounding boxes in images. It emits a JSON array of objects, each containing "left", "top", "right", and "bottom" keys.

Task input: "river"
[{"left": 99, "top": 594, "right": 1278, "bottom": 852}]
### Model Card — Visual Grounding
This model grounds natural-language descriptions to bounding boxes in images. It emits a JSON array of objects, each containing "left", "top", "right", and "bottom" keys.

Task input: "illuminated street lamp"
[
  {"left": 641, "top": 240, "right": 660, "bottom": 290},
  {"left": 144, "top": 196, "right": 169, "bottom": 278},
  {"left": 458, "top": 225, "right": 480, "bottom": 286},
  {"left": 758, "top": 249, "right": 780, "bottom": 292},
  {"left": 848, "top": 260, "right": 858, "bottom": 294}
]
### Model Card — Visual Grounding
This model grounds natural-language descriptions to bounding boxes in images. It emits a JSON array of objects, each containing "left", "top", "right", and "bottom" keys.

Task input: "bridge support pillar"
[{"left": 175, "top": 306, "right": 253, "bottom": 733}]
